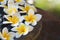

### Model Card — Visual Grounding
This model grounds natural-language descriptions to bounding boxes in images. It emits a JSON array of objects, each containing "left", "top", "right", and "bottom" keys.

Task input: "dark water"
[{"left": 0, "top": 7, "right": 3, "bottom": 29}]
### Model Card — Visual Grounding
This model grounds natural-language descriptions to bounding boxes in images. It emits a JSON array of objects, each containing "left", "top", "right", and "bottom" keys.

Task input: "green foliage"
[
  {"left": 34, "top": 0, "right": 60, "bottom": 16},
  {"left": 34, "top": 0, "right": 48, "bottom": 10}
]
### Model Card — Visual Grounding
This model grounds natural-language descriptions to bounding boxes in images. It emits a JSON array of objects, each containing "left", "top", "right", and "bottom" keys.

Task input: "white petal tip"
[
  {"left": 3, "top": 21, "right": 12, "bottom": 24},
  {"left": 36, "top": 14, "right": 42, "bottom": 21}
]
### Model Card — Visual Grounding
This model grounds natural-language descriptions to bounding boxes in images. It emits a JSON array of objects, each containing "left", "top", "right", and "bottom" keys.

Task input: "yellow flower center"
[
  {"left": 16, "top": 24, "right": 27, "bottom": 34},
  {"left": 2, "top": 32, "right": 10, "bottom": 40},
  {"left": 0, "top": 0, "right": 4, "bottom": 2},
  {"left": 25, "top": 14, "right": 36, "bottom": 23},
  {"left": 24, "top": 5, "right": 30, "bottom": 12},
  {"left": 15, "top": 0, "right": 22, "bottom": 2},
  {"left": 7, "top": 7, "right": 17, "bottom": 14},
  {"left": 8, "top": 16, "right": 19, "bottom": 24}
]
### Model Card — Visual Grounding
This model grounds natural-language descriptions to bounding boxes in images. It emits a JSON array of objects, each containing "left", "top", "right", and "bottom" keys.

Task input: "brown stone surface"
[{"left": 36, "top": 8, "right": 60, "bottom": 40}]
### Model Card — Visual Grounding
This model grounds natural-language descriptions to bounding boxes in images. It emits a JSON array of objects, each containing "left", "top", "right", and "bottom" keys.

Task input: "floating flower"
[
  {"left": 0, "top": 27, "right": 15, "bottom": 40},
  {"left": 11, "top": 23, "right": 34, "bottom": 38},
  {"left": 24, "top": 9, "right": 42, "bottom": 26},
  {"left": 8, "top": 0, "right": 14, "bottom": 5},
  {"left": 19, "top": 3, "right": 36, "bottom": 13},
  {"left": 3, "top": 14, "right": 24, "bottom": 26},
  {"left": 4, "top": 5, "right": 18, "bottom": 15},
  {"left": 0, "top": 0, "right": 15, "bottom": 8},
  {"left": 14, "top": 0, "right": 25, "bottom": 5},
  {"left": 0, "top": 0, "right": 7, "bottom": 5}
]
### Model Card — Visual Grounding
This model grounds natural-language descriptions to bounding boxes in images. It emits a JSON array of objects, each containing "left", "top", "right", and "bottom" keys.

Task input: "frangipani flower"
[
  {"left": 24, "top": 9, "right": 42, "bottom": 26},
  {"left": 0, "top": 27, "right": 15, "bottom": 40},
  {"left": 26, "top": 0, "right": 34, "bottom": 4},
  {"left": 14, "top": 0, "right": 25, "bottom": 5},
  {"left": 19, "top": 3, "right": 36, "bottom": 13},
  {"left": 8, "top": 0, "right": 14, "bottom": 5},
  {"left": 4, "top": 5, "right": 18, "bottom": 15},
  {"left": 3, "top": 14, "right": 24, "bottom": 26},
  {"left": 0, "top": 0, "right": 7, "bottom": 5},
  {"left": 11, "top": 23, "right": 34, "bottom": 38}
]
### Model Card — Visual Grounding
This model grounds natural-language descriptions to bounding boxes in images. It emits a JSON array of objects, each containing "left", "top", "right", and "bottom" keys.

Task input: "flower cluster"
[{"left": 0, "top": 0, "right": 42, "bottom": 40}]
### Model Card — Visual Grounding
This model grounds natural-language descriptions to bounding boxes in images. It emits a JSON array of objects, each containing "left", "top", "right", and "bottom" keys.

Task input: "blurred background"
[
  {"left": 34, "top": 0, "right": 60, "bottom": 40},
  {"left": 34, "top": 0, "right": 60, "bottom": 18}
]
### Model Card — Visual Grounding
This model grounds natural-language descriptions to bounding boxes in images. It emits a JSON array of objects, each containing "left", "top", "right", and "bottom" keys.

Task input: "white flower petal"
[
  {"left": 18, "top": 6, "right": 24, "bottom": 11},
  {"left": 19, "top": 16, "right": 24, "bottom": 22},
  {"left": 2, "top": 27, "right": 8, "bottom": 34},
  {"left": 20, "top": 2, "right": 25, "bottom": 5},
  {"left": 25, "top": 3, "right": 29, "bottom": 7},
  {"left": 13, "top": 13, "right": 21, "bottom": 18},
  {"left": 20, "top": 23, "right": 24, "bottom": 25},
  {"left": 3, "top": 21, "right": 12, "bottom": 24},
  {"left": 25, "top": 22, "right": 31, "bottom": 25},
  {"left": 11, "top": 27, "right": 18, "bottom": 31},
  {"left": 23, "top": 25, "right": 34, "bottom": 35},
  {"left": 27, "top": 0, "right": 34, "bottom": 4},
  {"left": 18, "top": 11, "right": 26, "bottom": 13},
  {"left": 15, "top": 0, "right": 25, "bottom": 5},
  {"left": 35, "top": 14, "right": 42, "bottom": 21},
  {"left": 8, "top": 5, "right": 18, "bottom": 9},
  {"left": 9, "top": 32, "right": 15, "bottom": 38},
  {"left": 3, "top": 15, "right": 9, "bottom": 19},
  {"left": 8, "top": 0, "right": 14, "bottom": 6},
  {"left": 15, "top": 33, "right": 22, "bottom": 38},
  {"left": 23, "top": 30, "right": 28, "bottom": 35},
  {"left": 11, "top": 22, "right": 19, "bottom": 27},
  {"left": 31, "top": 6, "right": 37, "bottom": 12},
  {"left": 3, "top": 8, "right": 8, "bottom": 14},
  {"left": 15, "top": 5, "right": 19, "bottom": 9},
  {"left": 32, "top": 21, "right": 37, "bottom": 26},
  {"left": 28, "top": 9, "right": 35, "bottom": 15},
  {"left": 28, "top": 26, "right": 34, "bottom": 32}
]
